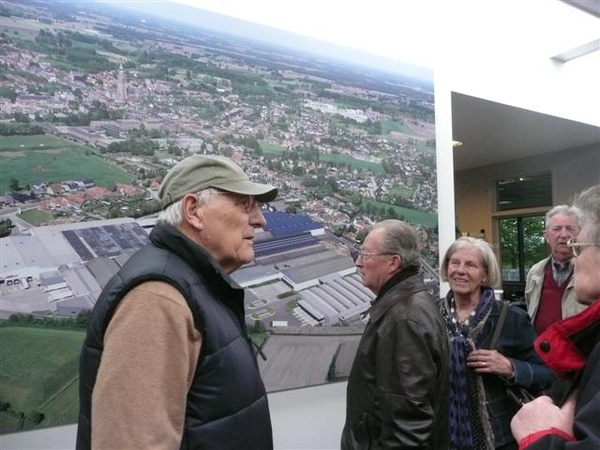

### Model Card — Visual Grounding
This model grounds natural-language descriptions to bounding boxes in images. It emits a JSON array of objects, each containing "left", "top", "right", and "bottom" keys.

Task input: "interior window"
[{"left": 496, "top": 173, "right": 552, "bottom": 211}]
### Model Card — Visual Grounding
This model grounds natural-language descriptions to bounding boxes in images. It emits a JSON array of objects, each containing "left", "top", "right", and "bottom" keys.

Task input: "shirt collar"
[{"left": 551, "top": 257, "right": 572, "bottom": 271}]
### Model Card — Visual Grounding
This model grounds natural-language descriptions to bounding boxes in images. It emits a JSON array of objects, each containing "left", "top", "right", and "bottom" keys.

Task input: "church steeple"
[{"left": 116, "top": 63, "right": 127, "bottom": 103}]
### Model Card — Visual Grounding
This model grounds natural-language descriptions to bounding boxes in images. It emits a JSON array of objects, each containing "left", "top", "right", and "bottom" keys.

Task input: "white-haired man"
[
  {"left": 77, "top": 155, "right": 277, "bottom": 450},
  {"left": 341, "top": 220, "right": 449, "bottom": 449},
  {"left": 525, "top": 205, "right": 586, "bottom": 334}
]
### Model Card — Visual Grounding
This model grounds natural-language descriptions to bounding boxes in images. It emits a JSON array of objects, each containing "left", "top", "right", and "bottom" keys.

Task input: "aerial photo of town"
[{"left": 0, "top": 0, "right": 439, "bottom": 433}]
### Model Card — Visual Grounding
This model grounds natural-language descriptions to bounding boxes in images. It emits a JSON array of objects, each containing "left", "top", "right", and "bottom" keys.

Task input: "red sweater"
[{"left": 534, "top": 263, "right": 571, "bottom": 335}]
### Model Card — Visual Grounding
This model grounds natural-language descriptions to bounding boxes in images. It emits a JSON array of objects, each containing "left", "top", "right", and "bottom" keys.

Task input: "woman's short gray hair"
[
  {"left": 372, "top": 219, "right": 422, "bottom": 271},
  {"left": 440, "top": 237, "right": 501, "bottom": 289},
  {"left": 156, "top": 188, "right": 220, "bottom": 226}
]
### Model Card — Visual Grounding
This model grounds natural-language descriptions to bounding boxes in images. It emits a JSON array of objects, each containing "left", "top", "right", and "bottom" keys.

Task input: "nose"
[{"left": 250, "top": 208, "right": 267, "bottom": 227}]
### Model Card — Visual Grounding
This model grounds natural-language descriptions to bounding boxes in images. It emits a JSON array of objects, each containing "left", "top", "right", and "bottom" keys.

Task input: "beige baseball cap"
[{"left": 158, "top": 155, "right": 278, "bottom": 209}]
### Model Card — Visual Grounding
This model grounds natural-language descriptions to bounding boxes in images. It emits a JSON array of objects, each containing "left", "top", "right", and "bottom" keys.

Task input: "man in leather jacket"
[{"left": 341, "top": 220, "right": 450, "bottom": 449}]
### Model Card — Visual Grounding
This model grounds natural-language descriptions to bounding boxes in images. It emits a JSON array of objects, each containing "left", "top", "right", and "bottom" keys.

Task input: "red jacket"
[{"left": 520, "top": 300, "right": 600, "bottom": 449}]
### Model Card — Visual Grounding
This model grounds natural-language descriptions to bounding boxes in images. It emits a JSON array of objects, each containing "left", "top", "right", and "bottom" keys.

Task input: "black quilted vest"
[{"left": 76, "top": 223, "right": 273, "bottom": 450}]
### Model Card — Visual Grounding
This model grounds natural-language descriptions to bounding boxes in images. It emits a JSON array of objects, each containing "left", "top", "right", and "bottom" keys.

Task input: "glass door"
[{"left": 498, "top": 215, "right": 547, "bottom": 302}]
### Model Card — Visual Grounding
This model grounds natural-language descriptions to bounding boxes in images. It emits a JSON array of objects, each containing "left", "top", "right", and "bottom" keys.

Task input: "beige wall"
[{"left": 455, "top": 143, "right": 600, "bottom": 249}]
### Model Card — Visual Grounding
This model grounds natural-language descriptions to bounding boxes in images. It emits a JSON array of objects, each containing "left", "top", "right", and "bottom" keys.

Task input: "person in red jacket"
[{"left": 511, "top": 183, "right": 600, "bottom": 450}]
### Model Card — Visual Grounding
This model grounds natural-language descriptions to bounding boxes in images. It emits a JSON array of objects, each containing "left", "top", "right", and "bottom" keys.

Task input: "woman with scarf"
[{"left": 439, "top": 237, "right": 554, "bottom": 450}]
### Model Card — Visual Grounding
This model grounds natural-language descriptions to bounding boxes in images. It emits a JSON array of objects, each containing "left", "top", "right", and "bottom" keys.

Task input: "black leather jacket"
[{"left": 341, "top": 270, "right": 450, "bottom": 450}]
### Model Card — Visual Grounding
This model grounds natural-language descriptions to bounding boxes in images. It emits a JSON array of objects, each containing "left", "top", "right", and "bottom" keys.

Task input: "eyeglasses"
[
  {"left": 567, "top": 237, "right": 597, "bottom": 257},
  {"left": 356, "top": 249, "right": 396, "bottom": 260},
  {"left": 215, "top": 191, "right": 259, "bottom": 213}
]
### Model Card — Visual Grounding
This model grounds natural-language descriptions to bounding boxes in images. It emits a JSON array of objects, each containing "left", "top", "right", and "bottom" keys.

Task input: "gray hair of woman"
[
  {"left": 574, "top": 184, "right": 600, "bottom": 245},
  {"left": 440, "top": 236, "right": 502, "bottom": 289}
]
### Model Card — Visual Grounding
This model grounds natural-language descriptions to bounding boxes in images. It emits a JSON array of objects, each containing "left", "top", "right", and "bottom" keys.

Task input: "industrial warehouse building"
[{"left": 1, "top": 211, "right": 372, "bottom": 325}]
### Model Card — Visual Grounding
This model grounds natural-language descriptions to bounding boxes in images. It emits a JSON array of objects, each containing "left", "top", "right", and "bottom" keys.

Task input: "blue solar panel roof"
[{"left": 263, "top": 211, "right": 322, "bottom": 237}]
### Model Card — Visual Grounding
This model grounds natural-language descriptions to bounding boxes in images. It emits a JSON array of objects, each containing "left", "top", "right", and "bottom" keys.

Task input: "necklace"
[{"left": 450, "top": 298, "right": 477, "bottom": 327}]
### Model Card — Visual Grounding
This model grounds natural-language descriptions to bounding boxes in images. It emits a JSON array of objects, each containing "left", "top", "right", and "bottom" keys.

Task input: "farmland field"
[
  {"left": 259, "top": 140, "right": 384, "bottom": 173},
  {"left": 0, "top": 135, "right": 133, "bottom": 192},
  {"left": 0, "top": 326, "right": 85, "bottom": 434},
  {"left": 319, "top": 153, "right": 383, "bottom": 174},
  {"left": 0, "top": 135, "right": 81, "bottom": 151},
  {"left": 381, "top": 119, "right": 415, "bottom": 135},
  {"left": 364, "top": 199, "right": 437, "bottom": 227}
]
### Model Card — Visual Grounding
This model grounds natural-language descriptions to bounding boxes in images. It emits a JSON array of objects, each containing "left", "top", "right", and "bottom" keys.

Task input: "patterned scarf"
[{"left": 441, "top": 287, "right": 496, "bottom": 450}]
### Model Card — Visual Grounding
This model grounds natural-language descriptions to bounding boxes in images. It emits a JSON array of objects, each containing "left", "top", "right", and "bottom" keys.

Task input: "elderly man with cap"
[{"left": 77, "top": 155, "right": 277, "bottom": 450}]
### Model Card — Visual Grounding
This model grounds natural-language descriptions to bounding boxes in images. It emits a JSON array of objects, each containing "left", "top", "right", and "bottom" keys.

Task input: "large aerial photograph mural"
[{"left": 0, "top": 0, "right": 438, "bottom": 433}]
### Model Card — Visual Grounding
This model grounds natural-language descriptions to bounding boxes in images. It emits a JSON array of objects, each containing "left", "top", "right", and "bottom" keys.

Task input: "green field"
[
  {"left": 388, "top": 185, "right": 414, "bottom": 199},
  {"left": 259, "top": 140, "right": 286, "bottom": 155},
  {"left": 0, "top": 135, "right": 133, "bottom": 192},
  {"left": 365, "top": 199, "right": 437, "bottom": 227},
  {"left": 0, "top": 134, "right": 81, "bottom": 151},
  {"left": 258, "top": 140, "right": 384, "bottom": 174},
  {"left": 18, "top": 208, "right": 54, "bottom": 226},
  {"left": 381, "top": 119, "right": 415, "bottom": 135},
  {"left": 0, "top": 326, "right": 85, "bottom": 433}
]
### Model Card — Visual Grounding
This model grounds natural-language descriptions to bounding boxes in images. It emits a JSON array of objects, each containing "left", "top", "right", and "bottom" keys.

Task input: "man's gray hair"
[
  {"left": 372, "top": 219, "right": 422, "bottom": 271},
  {"left": 440, "top": 236, "right": 502, "bottom": 289},
  {"left": 157, "top": 188, "right": 220, "bottom": 226},
  {"left": 545, "top": 204, "right": 582, "bottom": 231},
  {"left": 574, "top": 184, "right": 600, "bottom": 245}
]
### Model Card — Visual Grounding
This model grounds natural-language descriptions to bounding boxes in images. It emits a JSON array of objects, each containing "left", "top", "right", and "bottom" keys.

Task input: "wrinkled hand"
[
  {"left": 467, "top": 349, "right": 512, "bottom": 377},
  {"left": 511, "top": 395, "right": 576, "bottom": 442}
]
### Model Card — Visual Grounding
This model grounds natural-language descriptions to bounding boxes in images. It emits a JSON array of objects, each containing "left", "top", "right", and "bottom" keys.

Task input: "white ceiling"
[
  {"left": 451, "top": 1, "right": 600, "bottom": 172},
  {"left": 451, "top": 92, "right": 600, "bottom": 171}
]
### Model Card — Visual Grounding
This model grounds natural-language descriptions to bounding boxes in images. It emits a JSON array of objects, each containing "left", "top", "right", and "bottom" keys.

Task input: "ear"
[
  {"left": 181, "top": 194, "right": 203, "bottom": 231},
  {"left": 390, "top": 254, "right": 402, "bottom": 273},
  {"left": 482, "top": 269, "right": 489, "bottom": 285}
]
